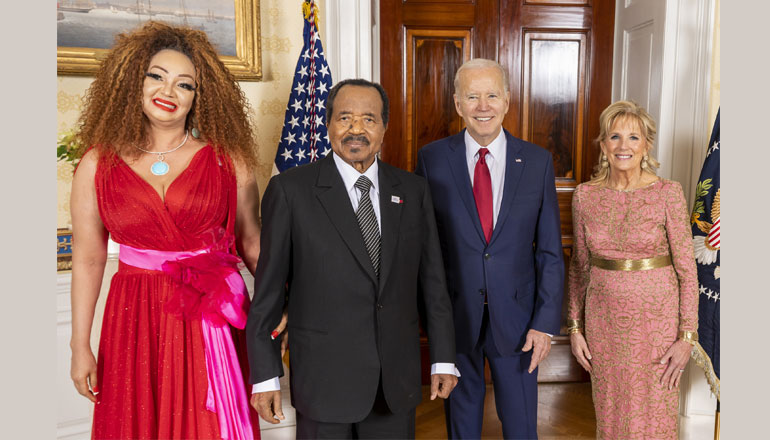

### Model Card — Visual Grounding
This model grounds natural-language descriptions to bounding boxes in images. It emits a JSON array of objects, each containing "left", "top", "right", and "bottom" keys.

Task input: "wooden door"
[{"left": 381, "top": 0, "right": 615, "bottom": 383}]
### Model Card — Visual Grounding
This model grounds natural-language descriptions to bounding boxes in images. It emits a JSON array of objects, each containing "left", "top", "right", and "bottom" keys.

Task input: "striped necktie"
[{"left": 354, "top": 175, "right": 381, "bottom": 278}]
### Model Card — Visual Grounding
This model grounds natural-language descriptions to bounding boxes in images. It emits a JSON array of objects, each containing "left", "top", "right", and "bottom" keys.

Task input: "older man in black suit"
[{"left": 246, "top": 79, "right": 458, "bottom": 439}]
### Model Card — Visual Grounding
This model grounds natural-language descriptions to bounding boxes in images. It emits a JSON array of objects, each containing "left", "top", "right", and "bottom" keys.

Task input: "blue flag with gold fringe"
[
  {"left": 690, "top": 109, "right": 720, "bottom": 400},
  {"left": 274, "top": 0, "right": 333, "bottom": 172}
]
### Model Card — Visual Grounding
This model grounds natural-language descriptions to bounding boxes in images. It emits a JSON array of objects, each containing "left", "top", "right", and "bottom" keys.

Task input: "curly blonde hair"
[
  {"left": 588, "top": 100, "right": 660, "bottom": 184},
  {"left": 75, "top": 21, "right": 257, "bottom": 169}
]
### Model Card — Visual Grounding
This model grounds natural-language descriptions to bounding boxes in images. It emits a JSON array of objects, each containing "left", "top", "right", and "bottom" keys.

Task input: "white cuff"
[
  {"left": 431, "top": 362, "right": 461, "bottom": 377},
  {"left": 251, "top": 377, "right": 281, "bottom": 394}
]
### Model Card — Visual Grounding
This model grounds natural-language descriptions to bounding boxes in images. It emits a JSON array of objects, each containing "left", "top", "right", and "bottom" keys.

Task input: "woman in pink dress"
[
  {"left": 69, "top": 22, "right": 283, "bottom": 439},
  {"left": 567, "top": 101, "right": 698, "bottom": 439}
]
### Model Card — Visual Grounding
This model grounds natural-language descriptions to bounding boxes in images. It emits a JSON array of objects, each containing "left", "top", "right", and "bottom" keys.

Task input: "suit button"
[
  {"left": 479, "top": 289, "right": 485, "bottom": 295},
  {"left": 484, "top": 253, "right": 491, "bottom": 260},
  {"left": 377, "top": 303, "right": 383, "bottom": 310}
]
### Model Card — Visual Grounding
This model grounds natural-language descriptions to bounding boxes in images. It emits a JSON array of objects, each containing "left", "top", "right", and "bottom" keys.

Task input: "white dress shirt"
[
  {"left": 465, "top": 129, "right": 507, "bottom": 228},
  {"left": 333, "top": 152, "right": 382, "bottom": 231},
  {"left": 252, "top": 154, "right": 458, "bottom": 394}
]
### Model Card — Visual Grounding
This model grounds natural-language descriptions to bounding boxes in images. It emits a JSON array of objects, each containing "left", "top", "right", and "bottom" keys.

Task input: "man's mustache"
[{"left": 342, "top": 135, "right": 370, "bottom": 146}]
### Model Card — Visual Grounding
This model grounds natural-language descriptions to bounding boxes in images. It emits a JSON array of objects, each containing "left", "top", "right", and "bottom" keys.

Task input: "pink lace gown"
[{"left": 567, "top": 179, "right": 698, "bottom": 439}]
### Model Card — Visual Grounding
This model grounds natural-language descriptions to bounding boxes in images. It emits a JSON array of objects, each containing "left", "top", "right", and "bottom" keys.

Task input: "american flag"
[
  {"left": 690, "top": 108, "right": 720, "bottom": 400},
  {"left": 274, "top": 0, "right": 333, "bottom": 173}
]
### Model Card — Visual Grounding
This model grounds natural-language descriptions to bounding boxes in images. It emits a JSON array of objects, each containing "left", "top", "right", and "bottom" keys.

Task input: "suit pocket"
[{"left": 288, "top": 325, "right": 329, "bottom": 335}]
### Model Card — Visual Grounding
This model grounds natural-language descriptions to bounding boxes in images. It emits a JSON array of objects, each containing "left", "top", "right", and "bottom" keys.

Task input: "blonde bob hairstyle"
[{"left": 588, "top": 100, "right": 660, "bottom": 185}]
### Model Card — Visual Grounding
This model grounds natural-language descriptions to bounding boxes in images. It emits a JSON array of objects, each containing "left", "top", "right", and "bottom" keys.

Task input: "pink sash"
[{"left": 119, "top": 243, "right": 254, "bottom": 440}]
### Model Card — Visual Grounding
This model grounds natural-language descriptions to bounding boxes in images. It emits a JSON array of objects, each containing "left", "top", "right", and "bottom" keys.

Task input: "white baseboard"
[{"left": 56, "top": 417, "right": 91, "bottom": 440}]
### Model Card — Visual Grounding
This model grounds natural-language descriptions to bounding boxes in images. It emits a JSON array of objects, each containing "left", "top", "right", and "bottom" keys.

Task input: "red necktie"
[{"left": 473, "top": 148, "right": 493, "bottom": 243}]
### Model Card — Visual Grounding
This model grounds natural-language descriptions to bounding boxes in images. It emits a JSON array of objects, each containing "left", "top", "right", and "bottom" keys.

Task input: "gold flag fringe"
[{"left": 691, "top": 342, "right": 720, "bottom": 401}]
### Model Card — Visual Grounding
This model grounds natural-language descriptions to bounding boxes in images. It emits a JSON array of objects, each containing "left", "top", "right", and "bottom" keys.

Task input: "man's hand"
[
  {"left": 430, "top": 373, "right": 458, "bottom": 400},
  {"left": 521, "top": 329, "right": 552, "bottom": 374},
  {"left": 250, "top": 391, "right": 285, "bottom": 424}
]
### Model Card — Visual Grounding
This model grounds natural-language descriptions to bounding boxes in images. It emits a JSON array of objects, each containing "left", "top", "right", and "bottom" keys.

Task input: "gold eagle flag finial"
[{"left": 303, "top": 1, "right": 320, "bottom": 30}]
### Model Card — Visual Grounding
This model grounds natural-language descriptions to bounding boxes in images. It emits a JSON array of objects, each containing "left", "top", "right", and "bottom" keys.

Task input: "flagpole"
[{"left": 714, "top": 400, "right": 720, "bottom": 440}]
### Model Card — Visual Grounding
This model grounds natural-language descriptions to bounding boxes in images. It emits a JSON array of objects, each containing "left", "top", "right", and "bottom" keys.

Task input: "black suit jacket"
[{"left": 246, "top": 155, "right": 455, "bottom": 423}]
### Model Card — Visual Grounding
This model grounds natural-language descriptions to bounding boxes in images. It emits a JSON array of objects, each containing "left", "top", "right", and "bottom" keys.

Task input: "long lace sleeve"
[
  {"left": 567, "top": 185, "right": 590, "bottom": 322},
  {"left": 664, "top": 180, "right": 699, "bottom": 332}
]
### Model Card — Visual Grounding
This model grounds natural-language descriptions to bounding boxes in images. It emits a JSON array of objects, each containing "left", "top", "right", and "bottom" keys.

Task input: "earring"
[
  {"left": 641, "top": 154, "right": 649, "bottom": 169},
  {"left": 600, "top": 153, "right": 608, "bottom": 168},
  {"left": 190, "top": 116, "right": 201, "bottom": 139}
]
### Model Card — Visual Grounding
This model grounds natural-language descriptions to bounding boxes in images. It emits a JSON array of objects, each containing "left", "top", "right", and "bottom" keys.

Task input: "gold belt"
[{"left": 590, "top": 255, "right": 672, "bottom": 271}]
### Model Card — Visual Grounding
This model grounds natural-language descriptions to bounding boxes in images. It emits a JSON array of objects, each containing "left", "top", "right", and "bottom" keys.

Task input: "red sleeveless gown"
[{"left": 91, "top": 145, "right": 260, "bottom": 439}]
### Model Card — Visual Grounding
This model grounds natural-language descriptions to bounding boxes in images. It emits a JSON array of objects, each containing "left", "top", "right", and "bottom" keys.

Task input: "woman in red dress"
[{"left": 69, "top": 22, "right": 281, "bottom": 439}]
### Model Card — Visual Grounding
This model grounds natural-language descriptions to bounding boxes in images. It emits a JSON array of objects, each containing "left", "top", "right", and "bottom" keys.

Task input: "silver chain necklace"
[{"left": 134, "top": 130, "right": 189, "bottom": 176}]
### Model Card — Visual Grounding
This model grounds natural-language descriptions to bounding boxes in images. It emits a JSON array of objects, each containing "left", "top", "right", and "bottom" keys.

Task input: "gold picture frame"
[
  {"left": 57, "top": 0, "right": 262, "bottom": 81},
  {"left": 57, "top": 228, "right": 73, "bottom": 272}
]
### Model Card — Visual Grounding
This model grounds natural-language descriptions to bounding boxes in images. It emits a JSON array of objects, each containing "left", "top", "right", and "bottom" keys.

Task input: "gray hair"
[{"left": 453, "top": 58, "right": 510, "bottom": 94}]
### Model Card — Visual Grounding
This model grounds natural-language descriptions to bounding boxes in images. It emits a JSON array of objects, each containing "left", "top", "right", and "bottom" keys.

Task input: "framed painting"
[{"left": 57, "top": 0, "right": 262, "bottom": 80}]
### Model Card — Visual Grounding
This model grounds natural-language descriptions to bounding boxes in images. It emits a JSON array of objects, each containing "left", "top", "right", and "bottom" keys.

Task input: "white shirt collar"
[
  {"left": 332, "top": 152, "right": 380, "bottom": 195},
  {"left": 464, "top": 128, "right": 506, "bottom": 162}
]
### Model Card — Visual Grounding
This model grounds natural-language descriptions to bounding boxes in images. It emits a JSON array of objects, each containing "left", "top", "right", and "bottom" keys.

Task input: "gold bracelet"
[
  {"left": 566, "top": 319, "right": 582, "bottom": 334},
  {"left": 678, "top": 330, "right": 698, "bottom": 345}
]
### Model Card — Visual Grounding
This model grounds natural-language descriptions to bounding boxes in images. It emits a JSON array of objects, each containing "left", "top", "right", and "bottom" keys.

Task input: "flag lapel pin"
[
  {"left": 515, "top": 158, "right": 522, "bottom": 163},
  {"left": 391, "top": 195, "right": 403, "bottom": 204}
]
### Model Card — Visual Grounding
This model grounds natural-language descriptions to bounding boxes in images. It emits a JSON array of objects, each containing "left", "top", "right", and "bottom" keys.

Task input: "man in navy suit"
[{"left": 416, "top": 59, "right": 564, "bottom": 439}]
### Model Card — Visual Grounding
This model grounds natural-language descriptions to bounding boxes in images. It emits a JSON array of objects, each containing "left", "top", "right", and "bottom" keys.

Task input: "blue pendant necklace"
[{"left": 134, "top": 130, "right": 189, "bottom": 176}]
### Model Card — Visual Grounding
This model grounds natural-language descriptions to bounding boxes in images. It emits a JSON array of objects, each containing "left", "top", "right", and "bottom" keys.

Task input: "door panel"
[
  {"left": 621, "top": 23, "right": 656, "bottom": 109},
  {"left": 405, "top": 30, "right": 470, "bottom": 171},
  {"left": 521, "top": 32, "right": 587, "bottom": 181}
]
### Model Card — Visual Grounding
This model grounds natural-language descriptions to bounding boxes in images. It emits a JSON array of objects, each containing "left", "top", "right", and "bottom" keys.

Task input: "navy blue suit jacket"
[{"left": 416, "top": 129, "right": 564, "bottom": 356}]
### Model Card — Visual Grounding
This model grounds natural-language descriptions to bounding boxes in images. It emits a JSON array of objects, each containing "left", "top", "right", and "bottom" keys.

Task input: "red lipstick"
[{"left": 152, "top": 98, "right": 177, "bottom": 112}]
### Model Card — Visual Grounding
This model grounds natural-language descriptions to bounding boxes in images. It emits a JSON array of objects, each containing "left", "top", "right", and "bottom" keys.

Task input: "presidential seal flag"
[
  {"left": 274, "top": 0, "right": 333, "bottom": 173},
  {"left": 690, "top": 109, "right": 720, "bottom": 400}
]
